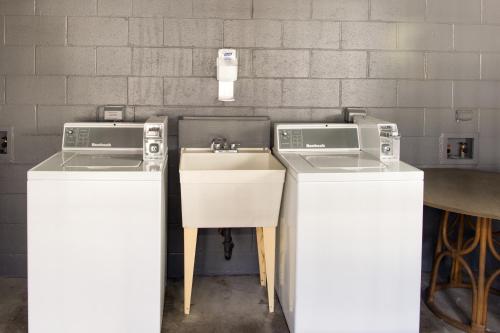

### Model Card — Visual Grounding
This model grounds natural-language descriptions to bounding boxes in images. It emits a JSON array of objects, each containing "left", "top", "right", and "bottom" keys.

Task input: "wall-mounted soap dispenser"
[{"left": 217, "top": 49, "right": 238, "bottom": 102}]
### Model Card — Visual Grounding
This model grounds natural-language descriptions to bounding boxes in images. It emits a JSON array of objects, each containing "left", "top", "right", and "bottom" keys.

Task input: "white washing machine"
[
  {"left": 27, "top": 118, "right": 168, "bottom": 333},
  {"left": 273, "top": 118, "right": 424, "bottom": 333}
]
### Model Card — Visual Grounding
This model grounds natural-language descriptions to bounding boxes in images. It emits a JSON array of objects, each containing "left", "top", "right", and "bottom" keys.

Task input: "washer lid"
[
  {"left": 303, "top": 154, "right": 385, "bottom": 170},
  {"left": 273, "top": 150, "right": 423, "bottom": 182},
  {"left": 28, "top": 152, "right": 164, "bottom": 181},
  {"left": 63, "top": 154, "right": 143, "bottom": 168}
]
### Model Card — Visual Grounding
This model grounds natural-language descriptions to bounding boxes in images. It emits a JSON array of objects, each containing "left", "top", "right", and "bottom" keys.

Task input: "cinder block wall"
[{"left": 1, "top": 0, "right": 500, "bottom": 277}]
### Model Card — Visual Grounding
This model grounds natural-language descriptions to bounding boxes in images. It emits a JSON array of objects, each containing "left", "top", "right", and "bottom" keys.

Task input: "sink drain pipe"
[{"left": 219, "top": 228, "right": 234, "bottom": 260}]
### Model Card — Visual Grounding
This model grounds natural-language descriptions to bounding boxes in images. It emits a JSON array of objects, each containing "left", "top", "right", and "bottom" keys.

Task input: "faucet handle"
[
  {"left": 211, "top": 137, "right": 229, "bottom": 151},
  {"left": 230, "top": 143, "right": 241, "bottom": 150}
]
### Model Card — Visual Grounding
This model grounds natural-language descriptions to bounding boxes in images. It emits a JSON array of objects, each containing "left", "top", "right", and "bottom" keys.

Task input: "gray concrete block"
[
  {"left": 192, "top": 49, "right": 218, "bottom": 77},
  {"left": 397, "top": 80, "right": 452, "bottom": 108},
  {"left": 97, "top": 47, "right": 132, "bottom": 75},
  {"left": 426, "top": 53, "right": 479, "bottom": 80},
  {"left": 424, "top": 108, "right": 478, "bottom": 136},
  {"left": 0, "top": 254, "right": 26, "bottom": 277},
  {"left": 369, "top": 52, "right": 424, "bottom": 79},
  {"left": 164, "top": 78, "right": 220, "bottom": 106},
  {"left": 5, "top": 16, "right": 66, "bottom": 46},
  {"left": 6, "top": 77, "right": 65, "bottom": 105},
  {"left": 478, "top": 137, "right": 500, "bottom": 166},
  {"left": 0, "top": 177, "right": 26, "bottom": 195},
  {"left": 164, "top": 19, "right": 222, "bottom": 47},
  {"left": 131, "top": 0, "right": 192, "bottom": 18},
  {"left": 399, "top": 136, "right": 439, "bottom": 166},
  {"left": 0, "top": 47, "right": 34, "bottom": 75},
  {"left": 311, "top": 51, "right": 366, "bottom": 78},
  {"left": 426, "top": 0, "right": 481, "bottom": 24},
  {"left": 36, "top": 0, "right": 97, "bottom": 16},
  {"left": 283, "top": 79, "right": 340, "bottom": 107},
  {"left": 367, "top": 108, "right": 424, "bottom": 137},
  {"left": 283, "top": 21, "right": 340, "bottom": 49},
  {"left": 36, "top": 47, "right": 95, "bottom": 75},
  {"left": 454, "top": 25, "right": 500, "bottom": 52},
  {"left": 0, "top": 165, "right": 31, "bottom": 181},
  {"left": 223, "top": 20, "right": 281, "bottom": 48},
  {"left": 481, "top": 54, "right": 500, "bottom": 80},
  {"left": 12, "top": 134, "right": 60, "bottom": 163},
  {"left": 341, "top": 22, "right": 396, "bottom": 50},
  {"left": 130, "top": 18, "right": 163, "bottom": 47},
  {"left": 341, "top": 79, "right": 397, "bottom": 107},
  {"left": 0, "top": 17, "right": 3, "bottom": 46},
  {"left": 484, "top": 0, "right": 500, "bottom": 24},
  {"left": 128, "top": 77, "right": 163, "bottom": 106},
  {"left": 254, "top": 108, "right": 312, "bottom": 122},
  {"left": 398, "top": 23, "right": 453, "bottom": 51},
  {"left": 0, "top": 78, "right": 4, "bottom": 104},
  {"left": 231, "top": 79, "right": 282, "bottom": 107},
  {"left": 0, "top": 194, "right": 26, "bottom": 224},
  {"left": 478, "top": 109, "right": 500, "bottom": 138},
  {"left": 132, "top": 48, "right": 192, "bottom": 76},
  {"left": 253, "top": 50, "right": 309, "bottom": 78},
  {"left": 371, "top": 0, "right": 425, "bottom": 22},
  {"left": 312, "top": 0, "right": 368, "bottom": 21},
  {"left": 193, "top": 0, "right": 251, "bottom": 19},
  {"left": 68, "top": 17, "right": 128, "bottom": 46},
  {"left": 98, "top": 0, "right": 132, "bottom": 16},
  {"left": 134, "top": 106, "right": 254, "bottom": 136},
  {"left": 37, "top": 106, "right": 97, "bottom": 134},
  {"left": 68, "top": 77, "right": 127, "bottom": 105},
  {"left": 254, "top": 0, "right": 311, "bottom": 19},
  {"left": 311, "top": 108, "right": 343, "bottom": 122},
  {"left": 0, "top": 0, "right": 34, "bottom": 15},
  {"left": 236, "top": 49, "right": 253, "bottom": 78},
  {"left": 0, "top": 105, "right": 36, "bottom": 134},
  {"left": 454, "top": 81, "right": 500, "bottom": 108},
  {"left": 0, "top": 224, "right": 26, "bottom": 254},
  {"left": 0, "top": 165, "right": 30, "bottom": 194}
]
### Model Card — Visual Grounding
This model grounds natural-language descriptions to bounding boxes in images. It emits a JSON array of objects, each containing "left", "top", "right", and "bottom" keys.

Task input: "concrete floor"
[{"left": 0, "top": 275, "right": 498, "bottom": 333}]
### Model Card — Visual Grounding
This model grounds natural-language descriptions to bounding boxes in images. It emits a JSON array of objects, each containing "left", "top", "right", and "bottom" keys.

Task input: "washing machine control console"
[
  {"left": 276, "top": 124, "right": 360, "bottom": 151},
  {"left": 63, "top": 124, "right": 143, "bottom": 150},
  {"left": 275, "top": 119, "right": 401, "bottom": 162},
  {"left": 143, "top": 116, "right": 168, "bottom": 161}
]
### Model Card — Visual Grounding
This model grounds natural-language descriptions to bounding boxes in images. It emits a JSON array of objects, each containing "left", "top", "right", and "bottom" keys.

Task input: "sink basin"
[{"left": 179, "top": 148, "right": 285, "bottom": 228}]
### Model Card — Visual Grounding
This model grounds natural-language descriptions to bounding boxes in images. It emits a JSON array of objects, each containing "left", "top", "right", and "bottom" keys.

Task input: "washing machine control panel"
[
  {"left": 63, "top": 125, "right": 143, "bottom": 149},
  {"left": 277, "top": 125, "right": 359, "bottom": 151},
  {"left": 143, "top": 116, "right": 168, "bottom": 161}
]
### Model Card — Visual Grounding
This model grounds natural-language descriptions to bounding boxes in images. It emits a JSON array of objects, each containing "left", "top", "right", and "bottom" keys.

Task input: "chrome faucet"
[{"left": 210, "top": 137, "right": 240, "bottom": 153}]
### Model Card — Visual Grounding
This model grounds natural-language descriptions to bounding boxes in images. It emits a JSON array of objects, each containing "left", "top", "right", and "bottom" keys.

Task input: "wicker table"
[{"left": 424, "top": 168, "right": 500, "bottom": 333}]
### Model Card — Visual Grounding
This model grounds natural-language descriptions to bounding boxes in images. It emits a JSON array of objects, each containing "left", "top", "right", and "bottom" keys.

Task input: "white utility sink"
[{"left": 179, "top": 148, "right": 286, "bottom": 228}]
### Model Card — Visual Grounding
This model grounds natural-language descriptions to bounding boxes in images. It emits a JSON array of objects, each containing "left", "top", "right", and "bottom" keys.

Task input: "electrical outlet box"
[
  {"left": 0, "top": 128, "right": 13, "bottom": 162},
  {"left": 439, "top": 133, "right": 479, "bottom": 165},
  {"left": 98, "top": 105, "right": 126, "bottom": 122}
]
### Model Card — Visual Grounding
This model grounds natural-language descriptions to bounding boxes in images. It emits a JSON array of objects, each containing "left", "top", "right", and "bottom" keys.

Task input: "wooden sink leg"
[
  {"left": 256, "top": 227, "right": 267, "bottom": 287},
  {"left": 184, "top": 228, "right": 198, "bottom": 315},
  {"left": 263, "top": 227, "right": 276, "bottom": 313}
]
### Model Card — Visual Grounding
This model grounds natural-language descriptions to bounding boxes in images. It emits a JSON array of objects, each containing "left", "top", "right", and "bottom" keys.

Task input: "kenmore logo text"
[{"left": 306, "top": 144, "right": 326, "bottom": 148}]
